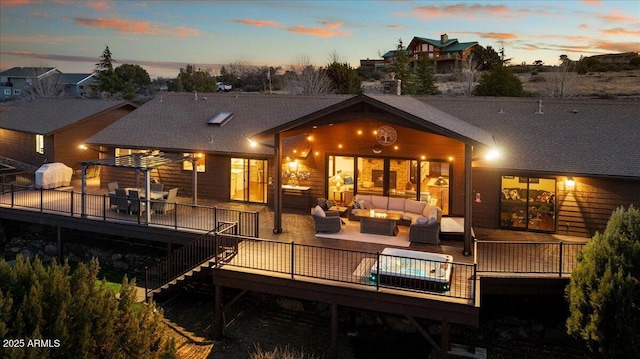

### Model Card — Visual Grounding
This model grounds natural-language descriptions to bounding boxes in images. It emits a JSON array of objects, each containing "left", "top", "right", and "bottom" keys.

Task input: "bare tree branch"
[
  {"left": 20, "top": 68, "right": 68, "bottom": 102},
  {"left": 284, "top": 56, "right": 333, "bottom": 95}
]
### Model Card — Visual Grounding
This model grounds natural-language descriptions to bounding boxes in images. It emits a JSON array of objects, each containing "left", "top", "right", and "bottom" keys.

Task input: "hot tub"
[{"left": 370, "top": 248, "right": 453, "bottom": 292}]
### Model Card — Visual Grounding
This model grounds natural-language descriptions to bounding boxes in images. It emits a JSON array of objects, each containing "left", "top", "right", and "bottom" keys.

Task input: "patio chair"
[
  {"left": 312, "top": 206, "right": 342, "bottom": 233},
  {"left": 151, "top": 182, "right": 164, "bottom": 192},
  {"left": 128, "top": 190, "right": 145, "bottom": 215},
  {"left": 151, "top": 187, "right": 178, "bottom": 214},
  {"left": 114, "top": 188, "right": 130, "bottom": 214},
  {"left": 108, "top": 181, "right": 119, "bottom": 192},
  {"left": 409, "top": 221, "right": 441, "bottom": 244}
]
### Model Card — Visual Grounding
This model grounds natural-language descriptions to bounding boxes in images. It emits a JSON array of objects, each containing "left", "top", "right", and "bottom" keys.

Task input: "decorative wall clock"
[{"left": 376, "top": 125, "right": 397, "bottom": 146}]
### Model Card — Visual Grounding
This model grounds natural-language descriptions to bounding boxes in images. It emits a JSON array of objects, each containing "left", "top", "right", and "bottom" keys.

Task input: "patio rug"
[{"left": 315, "top": 219, "right": 410, "bottom": 247}]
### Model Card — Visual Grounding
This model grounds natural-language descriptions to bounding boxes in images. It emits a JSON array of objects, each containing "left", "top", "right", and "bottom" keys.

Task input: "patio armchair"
[
  {"left": 128, "top": 190, "right": 145, "bottom": 215},
  {"left": 151, "top": 187, "right": 178, "bottom": 214},
  {"left": 114, "top": 188, "right": 130, "bottom": 214},
  {"left": 312, "top": 206, "right": 342, "bottom": 233},
  {"left": 409, "top": 221, "right": 441, "bottom": 244}
]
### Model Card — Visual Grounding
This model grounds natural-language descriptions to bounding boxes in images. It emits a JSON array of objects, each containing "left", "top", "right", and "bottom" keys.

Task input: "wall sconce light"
[{"left": 566, "top": 177, "right": 575, "bottom": 189}]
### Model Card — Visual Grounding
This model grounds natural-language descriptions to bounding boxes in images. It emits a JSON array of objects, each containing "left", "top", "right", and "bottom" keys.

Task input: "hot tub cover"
[{"left": 35, "top": 162, "right": 72, "bottom": 189}]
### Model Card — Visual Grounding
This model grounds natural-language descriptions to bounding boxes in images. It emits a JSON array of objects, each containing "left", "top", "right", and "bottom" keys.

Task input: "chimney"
[{"left": 441, "top": 33, "right": 448, "bottom": 43}]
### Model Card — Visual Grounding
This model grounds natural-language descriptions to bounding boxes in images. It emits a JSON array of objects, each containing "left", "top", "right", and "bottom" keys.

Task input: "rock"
[
  {"left": 44, "top": 244, "right": 58, "bottom": 256},
  {"left": 10, "top": 246, "right": 22, "bottom": 254},
  {"left": 87, "top": 248, "right": 103, "bottom": 258},
  {"left": 515, "top": 326, "right": 529, "bottom": 339},
  {"left": 531, "top": 323, "right": 545, "bottom": 332},
  {"left": 383, "top": 315, "right": 415, "bottom": 333},
  {"left": 19, "top": 248, "right": 33, "bottom": 260},
  {"left": 112, "top": 260, "right": 129, "bottom": 271},
  {"left": 276, "top": 297, "right": 305, "bottom": 312},
  {"left": 498, "top": 330, "right": 513, "bottom": 341},
  {"left": 111, "top": 253, "right": 122, "bottom": 261}
]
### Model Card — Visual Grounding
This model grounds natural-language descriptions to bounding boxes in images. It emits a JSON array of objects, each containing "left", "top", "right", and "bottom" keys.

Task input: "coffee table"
[
  {"left": 355, "top": 212, "right": 403, "bottom": 236},
  {"left": 328, "top": 206, "right": 348, "bottom": 217}
]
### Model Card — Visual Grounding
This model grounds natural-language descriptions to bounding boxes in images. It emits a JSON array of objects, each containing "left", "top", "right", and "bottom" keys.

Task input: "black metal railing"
[
  {"left": 0, "top": 184, "right": 259, "bottom": 237},
  {"left": 216, "top": 236, "right": 477, "bottom": 301},
  {"left": 474, "top": 240, "right": 585, "bottom": 276},
  {"left": 144, "top": 222, "right": 240, "bottom": 300}
]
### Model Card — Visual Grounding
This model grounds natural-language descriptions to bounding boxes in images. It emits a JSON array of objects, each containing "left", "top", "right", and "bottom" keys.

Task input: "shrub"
[
  {"left": 250, "top": 344, "right": 319, "bottom": 359},
  {"left": 566, "top": 206, "right": 640, "bottom": 358}
]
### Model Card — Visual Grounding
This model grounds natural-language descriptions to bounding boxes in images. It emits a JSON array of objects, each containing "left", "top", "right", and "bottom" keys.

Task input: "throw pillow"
[
  {"left": 427, "top": 216, "right": 438, "bottom": 225},
  {"left": 314, "top": 205, "right": 326, "bottom": 217},
  {"left": 317, "top": 198, "right": 328, "bottom": 210},
  {"left": 353, "top": 200, "right": 361, "bottom": 209},
  {"left": 359, "top": 200, "right": 371, "bottom": 210},
  {"left": 326, "top": 200, "right": 336, "bottom": 208},
  {"left": 416, "top": 216, "right": 429, "bottom": 225}
]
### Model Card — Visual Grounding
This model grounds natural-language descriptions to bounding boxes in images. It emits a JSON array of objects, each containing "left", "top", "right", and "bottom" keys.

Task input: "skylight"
[{"left": 207, "top": 111, "right": 233, "bottom": 126}]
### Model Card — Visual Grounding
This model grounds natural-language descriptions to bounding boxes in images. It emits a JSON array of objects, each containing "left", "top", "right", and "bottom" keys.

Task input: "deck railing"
[
  {"left": 216, "top": 235, "right": 477, "bottom": 301},
  {"left": 0, "top": 184, "right": 260, "bottom": 237},
  {"left": 474, "top": 239, "right": 585, "bottom": 276},
  {"left": 144, "top": 222, "right": 240, "bottom": 300}
]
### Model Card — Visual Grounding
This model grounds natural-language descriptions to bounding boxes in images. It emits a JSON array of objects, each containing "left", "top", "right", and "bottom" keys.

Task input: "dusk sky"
[{"left": 1, "top": 0, "right": 638, "bottom": 79}]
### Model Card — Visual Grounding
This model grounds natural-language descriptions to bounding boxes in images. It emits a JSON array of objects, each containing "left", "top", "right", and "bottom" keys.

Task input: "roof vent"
[
  {"left": 207, "top": 111, "right": 233, "bottom": 126},
  {"left": 535, "top": 100, "right": 544, "bottom": 115}
]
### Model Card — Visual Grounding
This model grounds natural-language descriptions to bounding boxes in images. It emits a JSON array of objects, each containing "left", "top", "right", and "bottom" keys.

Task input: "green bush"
[
  {"left": 566, "top": 206, "right": 640, "bottom": 358},
  {"left": 0, "top": 257, "right": 176, "bottom": 359}
]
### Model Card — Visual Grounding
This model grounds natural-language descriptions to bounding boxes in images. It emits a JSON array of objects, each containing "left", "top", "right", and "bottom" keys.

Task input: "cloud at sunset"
[
  {"left": 593, "top": 41, "right": 640, "bottom": 53},
  {"left": 85, "top": 1, "right": 112, "bottom": 12},
  {"left": 457, "top": 31, "right": 518, "bottom": 40},
  {"left": 234, "top": 18, "right": 350, "bottom": 37},
  {"left": 29, "top": 12, "right": 49, "bottom": 18},
  {"left": 602, "top": 28, "right": 640, "bottom": 37},
  {"left": 73, "top": 17, "right": 200, "bottom": 37},
  {"left": 233, "top": 19, "right": 284, "bottom": 28}
]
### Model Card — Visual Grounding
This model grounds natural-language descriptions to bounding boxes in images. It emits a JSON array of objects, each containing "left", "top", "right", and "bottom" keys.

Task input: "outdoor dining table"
[{"left": 109, "top": 188, "right": 168, "bottom": 200}]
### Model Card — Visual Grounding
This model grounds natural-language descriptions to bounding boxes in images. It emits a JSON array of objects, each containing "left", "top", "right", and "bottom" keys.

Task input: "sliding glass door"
[
  {"left": 500, "top": 176, "right": 556, "bottom": 232},
  {"left": 230, "top": 158, "right": 268, "bottom": 203}
]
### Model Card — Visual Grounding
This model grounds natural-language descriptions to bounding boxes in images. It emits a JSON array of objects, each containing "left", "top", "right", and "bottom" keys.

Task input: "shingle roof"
[
  {"left": 0, "top": 67, "right": 57, "bottom": 78},
  {"left": 0, "top": 98, "right": 133, "bottom": 135},
  {"left": 412, "top": 37, "right": 458, "bottom": 48},
  {"left": 418, "top": 97, "right": 640, "bottom": 178},
  {"left": 86, "top": 92, "right": 355, "bottom": 155},
  {"left": 60, "top": 73, "right": 95, "bottom": 85},
  {"left": 441, "top": 41, "right": 478, "bottom": 53}
]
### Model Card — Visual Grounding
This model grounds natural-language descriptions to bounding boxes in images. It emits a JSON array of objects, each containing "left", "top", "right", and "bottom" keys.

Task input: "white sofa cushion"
[
  {"left": 388, "top": 197, "right": 405, "bottom": 211},
  {"left": 370, "top": 195, "right": 388, "bottom": 209},
  {"left": 355, "top": 194, "right": 372, "bottom": 203},
  {"left": 405, "top": 199, "right": 427, "bottom": 214}
]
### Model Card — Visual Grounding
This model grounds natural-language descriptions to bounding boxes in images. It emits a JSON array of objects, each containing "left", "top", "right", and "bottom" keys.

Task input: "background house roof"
[
  {"left": 0, "top": 67, "right": 59, "bottom": 79},
  {"left": 0, "top": 98, "right": 133, "bottom": 135},
  {"left": 419, "top": 97, "right": 640, "bottom": 178},
  {"left": 60, "top": 73, "right": 95, "bottom": 85}
]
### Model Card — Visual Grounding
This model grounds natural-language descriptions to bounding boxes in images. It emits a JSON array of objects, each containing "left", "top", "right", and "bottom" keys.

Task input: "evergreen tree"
[
  {"left": 473, "top": 64, "right": 524, "bottom": 97},
  {"left": 325, "top": 61, "right": 362, "bottom": 94},
  {"left": 566, "top": 206, "right": 640, "bottom": 358},
  {"left": 411, "top": 54, "right": 440, "bottom": 95},
  {"left": 95, "top": 45, "right": 118, "bottom": 94},
  {"left": 0, "top": 257, "right": 176, "bottom": 358},
  {"left": 388, "top": 38, "right": 411, "bottom": 93}
]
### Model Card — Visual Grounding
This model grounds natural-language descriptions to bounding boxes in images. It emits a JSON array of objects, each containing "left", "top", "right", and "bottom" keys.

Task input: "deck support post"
[
  {"left": 214, "top": 284, "right": 224, "bottom": 341},
  {"left": 330, "top": 303, "right": 338, "bottom": 350},
  {"left": 439, "top": 320, "right": 451, "bottom": 359},
  {"left": 273, "top": 133, "right": 282, "bottom": 233},
  {"left": 405, "top": 315, "right": 439, "bottom": 352},
  {"left": 56, "top": 226, "right": 62, "bottom": 262},
  {"left": 463, "top": 143, "right": 473, "bottom": 256}
]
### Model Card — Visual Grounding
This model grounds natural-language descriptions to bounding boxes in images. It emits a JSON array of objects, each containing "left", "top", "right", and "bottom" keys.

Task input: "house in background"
[
  {"left": 368, "top": 34, "right": 480, "bottom": 73},
  {"left": 0, "top": 98, "right": 137, "bottom": 172},
  {"left": 83, "top": 93, "right": 640, "bottom": 240},
  {"left": 406, "top": 34, "right": 479, "bottom": 73},
  {"left": 0, "top": 67, "right": 62, "bottom": 100},
  {"left": 60, "top": 73, "right": 97, "bottom": 97}
]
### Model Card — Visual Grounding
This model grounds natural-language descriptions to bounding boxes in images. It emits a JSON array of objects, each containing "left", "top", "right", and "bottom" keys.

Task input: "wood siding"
[
  {"left": 0, "top": 129, "right": 46, "bottom": 167},
  {"left": 472, "top": 168, "right": 640, "bottom": 238}
]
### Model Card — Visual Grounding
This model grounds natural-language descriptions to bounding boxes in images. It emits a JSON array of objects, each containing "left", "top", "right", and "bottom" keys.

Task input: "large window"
[
  {"left": 328, "top": 155, "right": 354, "bottom": 205},
  {"left": 500, "top": 176, "right": 556, "bottom": 232},
  {"left": 35, "top": 134, "right": 44, "bottom": 154}
]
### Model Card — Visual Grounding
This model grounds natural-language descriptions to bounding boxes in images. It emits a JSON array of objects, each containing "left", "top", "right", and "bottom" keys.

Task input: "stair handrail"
[{"left": 144, "top": 221, "right": 239, "bottom": 300}]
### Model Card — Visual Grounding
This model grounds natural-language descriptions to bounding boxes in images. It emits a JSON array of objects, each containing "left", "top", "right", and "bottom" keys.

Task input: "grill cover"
[{"left": 35, "top": 163, "right": 72, "bottom": 189}]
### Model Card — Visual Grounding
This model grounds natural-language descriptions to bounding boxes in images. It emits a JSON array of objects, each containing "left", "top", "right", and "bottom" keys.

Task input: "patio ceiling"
[{"left": 80, "top": 152, "right": 193, "bottom": 170}]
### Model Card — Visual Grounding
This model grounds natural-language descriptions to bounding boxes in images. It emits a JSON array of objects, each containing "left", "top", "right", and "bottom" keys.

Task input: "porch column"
[
  {"left": 192, "top": 157, "right": 198, "bottom": 205},
  {"left": 273, "top": 133, "right": 282, "bottom": 233},
  {"left": 81, "top": 164, "right": 87, "bottom": 218},
  {"left": 144, "top": 169, "right": 151, "bottom": 223},
  {"left": 464, "top": 143, "right": 473, "bottom": 256}
]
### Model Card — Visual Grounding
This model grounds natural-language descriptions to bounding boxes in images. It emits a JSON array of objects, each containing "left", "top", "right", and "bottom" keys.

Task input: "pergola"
[{"left": 79, "top": 152, "right": 196, "bottom": 223}]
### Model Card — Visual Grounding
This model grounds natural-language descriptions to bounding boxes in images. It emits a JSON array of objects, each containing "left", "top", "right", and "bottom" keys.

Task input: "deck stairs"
[{"left": 145, "top": 221, "right": 239, "bottom": 300}]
